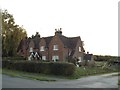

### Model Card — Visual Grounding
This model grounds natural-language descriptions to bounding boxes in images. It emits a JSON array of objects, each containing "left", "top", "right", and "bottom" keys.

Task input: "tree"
[{"left": 2, "top": 10, "right": 27, "bottom": 57}]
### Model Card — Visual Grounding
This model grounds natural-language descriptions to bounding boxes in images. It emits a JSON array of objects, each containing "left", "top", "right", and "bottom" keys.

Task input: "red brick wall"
[
  {"left": 73, "top": 39, "right": 84, "bottom": 60},
  {"left": 49, "top": 35, "right": 64, "bottom": 61},
  {"left": 28, "top": 40, "right": 35, "bottom": 56},
  {"left": 39, "top": 38, "right": 49, "bottom": 60},
  {"left": 63, "top": 48, "right": 69, "bottom": 61}
]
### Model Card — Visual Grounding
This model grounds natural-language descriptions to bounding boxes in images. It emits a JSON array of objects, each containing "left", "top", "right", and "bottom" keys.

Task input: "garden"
[{"left": 2, "top": 58, "right": 119, "bottom": 80}]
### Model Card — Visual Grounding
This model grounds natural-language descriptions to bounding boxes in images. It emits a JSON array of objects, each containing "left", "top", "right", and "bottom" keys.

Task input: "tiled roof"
[
  {"left": 33, "top": 36, "right": 41, "bottom": 49},
  {"left": 43, "top": 36, "right": 53, "bottom": 48},
  {"left": 84, "top": 54, "right": 93, "bottom": 60},
  {"left": 17, "top": 38, "right": 29, "bottom": 52},
  {"left": 41, "top": 35, "right": 81, "bottom": 50},
  {"left": 59, "top": 35, "right": 81, "bottom": 49},
  {"left": 17, "top": 33, "right": 83, "bottom": 54}
]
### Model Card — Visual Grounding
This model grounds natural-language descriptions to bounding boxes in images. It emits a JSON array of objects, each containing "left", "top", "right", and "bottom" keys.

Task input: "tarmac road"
[{"left": 2, "top": 73, "right": 118, "bottom": 88}]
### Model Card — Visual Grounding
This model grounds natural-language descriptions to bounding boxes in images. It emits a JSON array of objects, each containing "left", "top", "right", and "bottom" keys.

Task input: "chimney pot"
[
  {"left": 55, "top": 29, "right": 57, "bottom": 31},
  {"left": 60, "top": 28, "right": 62, "bottom": 30}
]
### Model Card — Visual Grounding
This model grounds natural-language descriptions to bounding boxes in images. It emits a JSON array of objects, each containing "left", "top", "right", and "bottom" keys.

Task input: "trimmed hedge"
[
  {"left": 2, "top": 60, "right": 75, "bottom": 76},
  {"left": 2, "top": 57, "right": 26, "bottom": 61}
]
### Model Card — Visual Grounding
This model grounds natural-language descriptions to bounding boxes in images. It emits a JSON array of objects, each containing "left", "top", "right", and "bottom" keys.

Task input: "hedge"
[
  {"left": 2, "top": 57, "right": 26, "bottom": 61},
  {"left": 2, "top": 60, "right": 75, "bottom": 76}
]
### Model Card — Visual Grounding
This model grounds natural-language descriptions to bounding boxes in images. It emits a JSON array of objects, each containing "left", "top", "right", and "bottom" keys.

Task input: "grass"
[
  {"left": 67, "top": 66, "right": 118, "bottom": 79},
  {"left": 118, "top": 73, "right": 120, "bottom": 85},
  {"left": 2, "top": 68, "right": 56, "bottom": 81},
  {"left": 118, "top": 80, "right": 120, "bottom": 85},
  {"left": 95, "top": 61, "right": 107, "bottom": 67},
  {"left": 0, "top": 68, "right": 2, "bottom": 74}
]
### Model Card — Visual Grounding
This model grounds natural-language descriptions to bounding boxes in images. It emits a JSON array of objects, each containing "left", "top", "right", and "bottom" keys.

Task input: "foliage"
[
  {"left": 94, "top": 55, "right": 119, "bottom": 62},
  {"left": 2, "top": 10, "right": 27, "bottom": 57},
  {"left": 118, "top": 80, "right": 120, "bottom": 85},
  {"left": 50, "top": 62, "right": 75, "bottom": 76},
  {"left": 2, "top": 60, "right": 76, "bottom": 76},
  {"left": 95, "top": 61, "right": 119, "bottom": 71},
  {"left": 2, "top": 56, "right": 26, "bottom": 61},
  {"left": 68, "top": 58, "right": 77, "bottom": 65},
  {"left": 2, "top": 60, "right": 118, "bottom": 79},
  {"left": 2, "top": 68, "right": 56, "bottom": 81},
  {"left": 68, "top": 66, "right": 118, "bottom": 79}
]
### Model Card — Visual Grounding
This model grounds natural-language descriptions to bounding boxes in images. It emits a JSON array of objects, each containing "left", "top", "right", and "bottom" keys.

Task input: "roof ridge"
[
  {"left": 68, "top": 36, "right": 80, "bottom": 38},
  {"left": 42, "top": 36, "right": 53, "bottom": 38},
  {"left": 59, "top": 35, "right": 80, "bottom": 39}
]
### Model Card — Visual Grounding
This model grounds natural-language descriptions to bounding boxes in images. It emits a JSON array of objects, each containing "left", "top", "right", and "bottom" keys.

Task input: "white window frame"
[
  {"left": 52, "top": 55, "right": 59, "bottom": 62},
  {"left": 79, "top": 46, "right": 81, "bottom": 52},
  {"left": 78, "top": 57, "right": 82, "bottom": 62},
  {"left": 40, "top": 46, "right": 45, "bottom": 51},
  {"left": 29, "top": 47, "right": 33, "bottom": 52},
  {"left": 53, "top": 45, "right": 58, "bottom": 51},
  {"left": 34, "top": 52, "right": 39, "bottom": 58},
  {"left": 42, "top": 56, "right": 46, "bottom": 60}
]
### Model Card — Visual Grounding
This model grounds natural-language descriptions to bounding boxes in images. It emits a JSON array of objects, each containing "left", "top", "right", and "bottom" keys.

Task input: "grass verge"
[
  {"left": 0, "top": 68, "right": 1, "bottom": 74},
  {"left": 118, "top": 73, "right": 120, "bottom": 85},
  {"left": 2, "top": 68, "right": 56, "bottom": 81},
  {"left": 67, "top": 66, "right": 118, "bottom": 79},
  {"left": 118, "top": 80, "right": 120, "bottom": 85}
]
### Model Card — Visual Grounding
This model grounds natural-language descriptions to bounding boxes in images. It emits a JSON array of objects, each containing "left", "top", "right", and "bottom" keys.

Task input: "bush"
[
  {"left": 2, "top": 57, "right": 26, "bottom": 61},
  {"left": 50, "top": 62, "right": 75, "bottom": 76},
  {"left": 2, "top": 60, "right": 75, "bottom": 76}
]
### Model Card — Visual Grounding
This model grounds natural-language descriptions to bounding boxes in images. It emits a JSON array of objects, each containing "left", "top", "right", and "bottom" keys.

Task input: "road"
[{"left": 2, "top": 73, "right": 118, "bottom": 88}]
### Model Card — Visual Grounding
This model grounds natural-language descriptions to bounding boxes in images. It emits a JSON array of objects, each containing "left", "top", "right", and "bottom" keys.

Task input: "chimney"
[
  {"left": 87, "top": 52, "right": 89, "bottom": 54},
  {"left": 55, "top": 28, "right": 62, "bottom": 36},
  {"left": 55, "top": 29, "right": 57, "bottom": 31}
]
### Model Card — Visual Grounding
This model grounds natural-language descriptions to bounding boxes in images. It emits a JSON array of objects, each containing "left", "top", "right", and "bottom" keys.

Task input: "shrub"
[
  {"left": 2, "top": 60, "right": 75, "bottom": 76},
  {"left": 2, "top": 57, "right": 26, "bottom": 61},
  {"left": 50, "top": 62, "right": 75, "bottom": 76}
]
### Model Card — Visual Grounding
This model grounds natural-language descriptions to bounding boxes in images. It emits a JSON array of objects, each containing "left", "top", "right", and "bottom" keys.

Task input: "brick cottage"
[{"left": 17, "top": 28, "right": 93, "bottom": 63}]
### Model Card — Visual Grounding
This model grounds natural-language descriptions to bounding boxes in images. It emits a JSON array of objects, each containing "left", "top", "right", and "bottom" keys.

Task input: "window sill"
[{"left": 53, "top": 49, "right": 58, "bottom": 51}]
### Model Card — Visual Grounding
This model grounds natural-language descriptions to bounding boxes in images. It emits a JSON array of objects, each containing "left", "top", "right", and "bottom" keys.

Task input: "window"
[
  {"left": 40, "top": 46, "right": 45, "bottom": 51},
  {"left": 52, "top": 55, "right": 59, "bottom": 62},
  {"left": 53, "top": 45, "right": 58, "bottom": 50},
  {"left": 29, "top": 47, "right": 33, "bottom": 52},
  {"left": 34, "top": 52, "right": 39, "bottom": 58},
  {"left": 79, "top": 47, "right": 81, "bottom": 52},
  {"left": 42, "top": 56, "right": 46, "bottom": 60},
  {"left": 78, "top": 57, "right": 82, "bottom": 62}
]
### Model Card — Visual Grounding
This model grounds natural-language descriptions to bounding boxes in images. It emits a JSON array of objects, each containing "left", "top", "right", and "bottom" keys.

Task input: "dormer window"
[
  {"left": 79, "top": 47, "right": 81, "bottom": 52},
  {"left": 29, "top": 47, "right": 33, "bottom": 52},
  {"left": 40, "top": 46, "right": 45, "bottom": 51},
  {"left": 53, "top": 45, "right": 58, "bottom": 50}
]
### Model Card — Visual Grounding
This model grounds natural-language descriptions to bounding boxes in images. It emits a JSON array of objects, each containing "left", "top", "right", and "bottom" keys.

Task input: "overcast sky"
[{"left": 1, "top": 0, "right": 118, "bottom": 56}]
